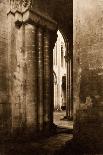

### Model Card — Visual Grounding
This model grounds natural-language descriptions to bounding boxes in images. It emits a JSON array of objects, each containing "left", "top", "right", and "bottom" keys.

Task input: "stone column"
[
  {"left": 25, "top": 24, "right": 38, "bottom": 130},
  {"left": 49, "top": 40, "right": 54, "bottom": 125},
  {"left": 43, "top": 30, "right": 57, "bottom": 129},
  {"left": 7, "top": 12, "right": 15, "bottom": 130},
  {"left": 69, "top": 42, "right": 73, "bottom": 119},
  {"left": 65, "top": 40, "right": 73, "bottom": 120},
  {"left": 65, "top": 42, "right": 70, "bottom": 118},
  {"left": 69, "top": 58, "right": 72, "bottom": 118},
  {"left": 43, "top": 29, "right": 51, "bottom": 129},
  {"left": 66, "top": 61, "right": 69, "bottom": 117},
  {"left": 7, "top": 2, "right": 57, "bottom": 133},
  {"left": 8, "top": 12, "right": 26, "bottom": 130},
  {"left": 66, "top": 58, "right": 73, "bottom": 119},
  {"left": 37, "top": 27, "right": 44, "bottom": 131}
]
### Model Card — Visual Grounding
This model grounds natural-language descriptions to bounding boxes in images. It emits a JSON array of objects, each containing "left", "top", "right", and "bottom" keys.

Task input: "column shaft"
[
  {"left": 69, "top": 59, "right": 71, "bottom": 117},
  {"left": 43, "top": 30, "right": 51, "bottom": 129},
  {"left": 66, "top": 42, "right": 71, "bottom": 118},
  {"left": 8, "top": 13, "right": 16, "bottom": 129},
  {"left": 25, "top": 24, "right": 38, "bottom": 129},
  {"left": 70, "top": 53, "right": 73, "bottom": 118},
  {"left": 49, "top": 47, "right": 54, "bottom": 125},
  {"left": 37, "top": 27, "right": 44, "bottom": 130},
  {"left": 66, "top": 60, "right": 70, "bottom": 117}
]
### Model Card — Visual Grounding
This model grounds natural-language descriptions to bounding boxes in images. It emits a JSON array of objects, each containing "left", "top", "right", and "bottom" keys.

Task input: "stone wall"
[
  {"left": 0, "top": 0, "right": 72, "bottom": 138},
  {"left": 74, "top": 0, "right": 103, "bottom": 151},
  {"left": 0, "top": 1, "right": 8, "bottom": 103},
  {"left": 0, "top": 1, "right": 11, "bottom": 132}
]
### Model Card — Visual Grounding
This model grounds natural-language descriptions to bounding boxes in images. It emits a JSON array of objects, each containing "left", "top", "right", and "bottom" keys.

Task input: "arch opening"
[{"left": 53, "top": 30, "right": 73, "bottom": 129}]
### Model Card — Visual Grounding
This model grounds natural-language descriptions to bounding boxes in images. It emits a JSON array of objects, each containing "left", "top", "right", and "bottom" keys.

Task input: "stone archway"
[
  {"left": 6, "top": 0, "right": 73, "bottom": 135},
  {"left": 0, "top": 0, "right": 73, "bottom": 136}
]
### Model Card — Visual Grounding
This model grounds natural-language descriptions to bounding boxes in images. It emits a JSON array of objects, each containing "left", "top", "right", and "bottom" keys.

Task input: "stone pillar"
[
  {"left": 70, "top": 49, "right": 73, "bottom": 119},
  {"left": 25, "top": 24, "right": 38, "bottom": 130},
  {"left": 69, "top": 42, "right": 73, "bottom": 119},
  {"left": 50, "top": 32, "right": 57, "bottom": 124},
  {"left": 66, "top": 59, "right": 70, "bottom": 118},
  {"left": 7, "top": 12, "right": 15, "bottom": 130},
  {"left": 7, "top": 1, "right": 57, "bottom": 134},
  {"left": 65, "top": 42, "right": 70, "bottom": 118},
  {"left": 49, "top": 37, "right": 54, "bottom": 125},
  {"left": 43, "top": 31, "right": 57, "bottom": 129},
  {"left": 69, "top": 58, "right": 73, "bottom": 118},
  {"left": 43, "top": 29, "right": 51, "bottom": 129},
  {"left": 69, "top": 59, "right": 72, "bottom": 117},
  {"left": 65, "top": 41, "right": 73, "bottom": 120},
  {"left": 8, "top": 12, "right": 26, "bottom": 130},
  {"left": 37, "top": 27, "right": 44, "bottom": 131}
]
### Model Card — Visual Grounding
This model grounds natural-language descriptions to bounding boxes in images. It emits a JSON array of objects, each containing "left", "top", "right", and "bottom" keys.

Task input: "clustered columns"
[{"left": 7, "top": 4, "right": 57, "bottom": 134}]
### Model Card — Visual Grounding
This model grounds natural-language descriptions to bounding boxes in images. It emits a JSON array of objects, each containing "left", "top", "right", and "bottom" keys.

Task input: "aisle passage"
[{"left": 54, "top": 111, "right": 73, "bottom": 129}]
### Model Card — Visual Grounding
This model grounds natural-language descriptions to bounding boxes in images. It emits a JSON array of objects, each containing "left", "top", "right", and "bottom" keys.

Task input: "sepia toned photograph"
[{"left": 0, "top": 0, "right": 103, "bottom": 154}]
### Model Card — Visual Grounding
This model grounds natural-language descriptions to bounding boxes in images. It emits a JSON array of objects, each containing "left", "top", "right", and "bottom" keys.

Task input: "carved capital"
[
  {"left": 22, "top": 0, "right": 32, "bottom": 11},
  {"left": 8, "top": 5, "right": 57, "bottom": 31},
  {"left": 9, "top": 0, "right": 22, "bottom": 11},
  {"left": 22, "top": 0, "right": 32, "bottom": 8},
  {"left": 9, "top": 0, "right": 32, "bottom": 12}
]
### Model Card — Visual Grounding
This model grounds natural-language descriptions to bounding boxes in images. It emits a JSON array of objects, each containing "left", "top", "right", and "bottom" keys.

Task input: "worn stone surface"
[
  {"left": 74, "top": 0, "right": 103, "bottom": 150},
  {"left": 6, "top": 0, "right": 59, "bottom": 134},
  {"left": 0, "top": 1, "right": 11, "bottom": 131},
  {"left": 0, "top": 133, "right": 73, "bottom": 155},
  {"left": 54, "top": 111, "right": 73, "bottom": 129},
  {"left": 0, "top": 0, "right": 73, "bottom": 134}
]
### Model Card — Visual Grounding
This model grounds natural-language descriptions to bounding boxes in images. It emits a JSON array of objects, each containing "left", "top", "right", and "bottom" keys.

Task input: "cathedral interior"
[{"left": 0, "top": 0, "right": 103, "bottom": 154}]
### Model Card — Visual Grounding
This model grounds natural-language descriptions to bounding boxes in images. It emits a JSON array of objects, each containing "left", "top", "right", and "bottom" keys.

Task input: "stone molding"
[
  {"left": 9, "top": 0, "right": 32, "bottom": 11},
  {"left": 7, "top": 8, "right": 57, "bottom": 31},
  {"left": 22, "top": 0, "right": 32, "bottom": 8}
]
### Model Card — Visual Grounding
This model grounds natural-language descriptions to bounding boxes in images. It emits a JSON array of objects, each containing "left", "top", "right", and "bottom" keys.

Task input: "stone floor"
[
  {"left": 0, "top": 132, "right": 102, "bottom": 155},
  {"left": 0, "top": 111, "right": 73, "bottom": 155},
  {"left": 0, "top": 111, "right": 102, "bottom": 155},
  {"left": 0, "top": 133, "right": 73, "bottom": 155},
  {"left": 53, "top": 110, "right": 73, "bottom": 129}
]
